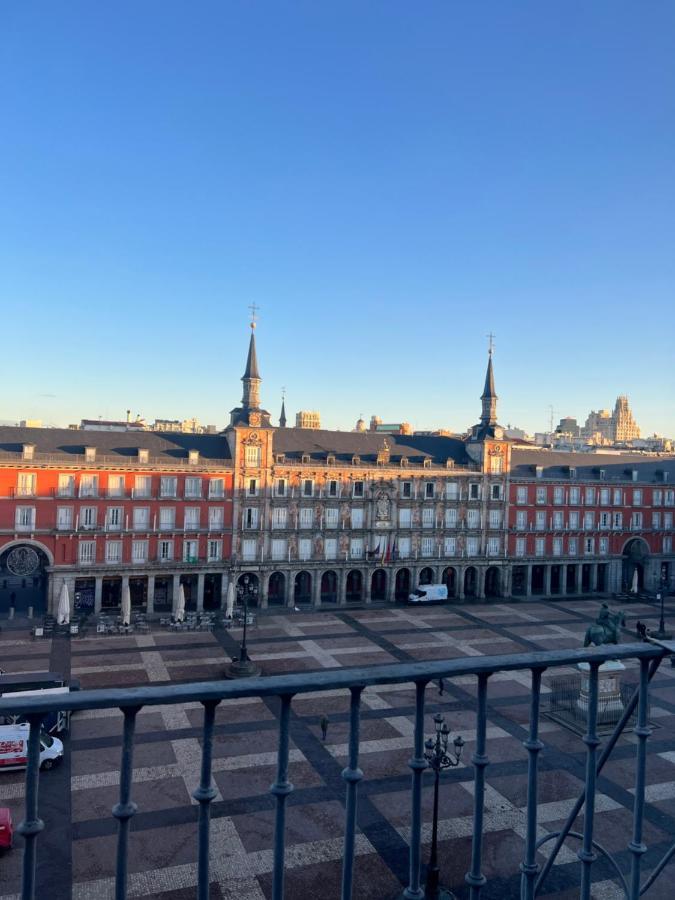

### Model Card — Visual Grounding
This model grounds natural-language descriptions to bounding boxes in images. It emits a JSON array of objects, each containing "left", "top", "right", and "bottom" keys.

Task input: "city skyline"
[{"left": 2, "top": 3, "right": 674, "bottom": 435}]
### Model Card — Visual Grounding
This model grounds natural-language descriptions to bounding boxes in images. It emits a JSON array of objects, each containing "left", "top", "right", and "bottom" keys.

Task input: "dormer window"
[
  {"left": 599, "top": 469, "right": 606, "bottom": 480},
  {"left": 22, "top": 443, "right": 35, "bottom": 461},
  {"left": 302, "top": 453, "right": 310, "bottom": 465},
  {"left": 569, "top": 466, "right": 577, "bottom": 479},
  {"left": 326, "top": 454, "right": 336, "bottom": 466},
  {"left": 352, "top": 455, "right": 360, "bottom": 466},
  {"left": 632, "top": 469, "right": 638, "bottom": 482},
  {"left": 445, "top": 459, "right": 454, "bottom": 469},
  {"left": 84, "top": 446, "right": 96, "bottom": 463},
  {"left": 276, "top": 453, "right": 285, "bottom": 464},
  {"left": 188, "top": 449, "right": 199, "bottom": 466},
  {"left": 138, "top": 449, "right": 149, "bottom": 464},
  {"left": 535, "top": 465, "right": 543, "bottom": 479},
  {"left": 400, "top": 457, "right": 409, "bottom": 468},
  {"left": 423, "top": 458, "right": 431, "bottom": 469}
]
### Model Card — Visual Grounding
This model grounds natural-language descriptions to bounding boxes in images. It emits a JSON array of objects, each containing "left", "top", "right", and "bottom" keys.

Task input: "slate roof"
[
  {"left": 0, "top": 427, "right": 232, "bottom": 464},
  {"left": 272, "top": 428, "right": 472, "bottom": 467},
  {"left": 510, "top": 447, "right": 675, "bottom": 484},
  {"left": 243, "top": 331, "right": 260, "bottom": 380}
]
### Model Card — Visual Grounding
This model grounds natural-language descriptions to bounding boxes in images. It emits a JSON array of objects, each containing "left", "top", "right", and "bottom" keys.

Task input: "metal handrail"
[{"left": 1, "top": 640, "right": 672, "bottom": 900}]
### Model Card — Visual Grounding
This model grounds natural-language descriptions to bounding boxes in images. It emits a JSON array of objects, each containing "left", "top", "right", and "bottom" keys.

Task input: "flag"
[
  {"left": 368, "top": 542, "right": 380, "bottom": 560},
  {"left": 391, "top": 539, "right": 398, "bottom": 561},
  {"left": 384, "top": 537, "right": 391, "bottom": 565}
]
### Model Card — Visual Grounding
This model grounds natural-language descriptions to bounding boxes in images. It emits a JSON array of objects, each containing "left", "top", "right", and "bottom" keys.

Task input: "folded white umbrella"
[
  {"left": 225, "top": 581, "right": 235, "bottom": 618},
  {"left": 57, "top": 582, "right": 70, "bottom": 626},
  {"left": 174, "top": 583, "right": 186, "bottom": 622},
  {"left": 631, "top": 568, "right": 639, "bottom": 593},
  {"left": 121, "top": 583, "right": 131, "bottom": 626}
]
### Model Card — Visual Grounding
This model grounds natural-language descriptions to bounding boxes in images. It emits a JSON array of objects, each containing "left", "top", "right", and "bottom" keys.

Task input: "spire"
[
  {"left": 480, "top": 334, "right": 497, "bottom": 426},
  {"left": 279, "top": 388, "right": 287, "bottom": 428},
  {"left": 241, "top": 308, "right": 261, "bottom": 410}
]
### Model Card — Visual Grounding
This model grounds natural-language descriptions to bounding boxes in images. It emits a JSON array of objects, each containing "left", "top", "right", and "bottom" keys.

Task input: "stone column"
[
  {"left": 591, "top": 563, "right": 598, "bottom": 593},
  {"left": 458, "top": 566, "right": 465, "bottom": 600},
  {"left": 386, "top": 568, "right": 396, "bottom": 603},
  {"left": 259, "top": 573, "right": 269, "bottom": 610},
  {"left": 94, "top": 576, "right": 103, "bottom": 615},
  {"left": 146, "top": 575, "right": 155, "bottom": 615},
  {"left": 543, "top": 565, "right": 552, "bottom": 597},
  {"left": 312, "top": 571, "right": 321, "bottom": 608},
  {"left": 364, "top": 569, "right": 372, "bottom": 605},
  {"left": 338, "top": 568, "right": 347, "bottom": 606},
  {"left": 477, "top": 568, "right": 486, "bottom": 600},
  {"left": 526, "top": 564, "right": 533, "bottom": 597},
  {"left": 220, "top": 572, "right": 229, "bottom": 611},
  {"left": 196, "top": 572, "right": 205, "bottom": 612},
  {"left": 503, "top": 566, "right": 512, "bottom": 599}
]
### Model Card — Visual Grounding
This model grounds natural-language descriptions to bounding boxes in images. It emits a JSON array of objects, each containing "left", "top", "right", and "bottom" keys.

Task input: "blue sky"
[{"left": 1, "top": 2, "right": 674, "bottom": 435}]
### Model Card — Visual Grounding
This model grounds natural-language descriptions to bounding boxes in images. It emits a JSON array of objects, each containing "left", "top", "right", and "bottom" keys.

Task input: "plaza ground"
[{"left": 1, "top": 596, "right": 675, "bottom": 899}]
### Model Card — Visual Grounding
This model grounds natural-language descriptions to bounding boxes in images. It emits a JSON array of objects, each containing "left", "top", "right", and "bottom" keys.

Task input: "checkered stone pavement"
[{"left": 1, "top": 596, "right": 675, "bottom": 899}]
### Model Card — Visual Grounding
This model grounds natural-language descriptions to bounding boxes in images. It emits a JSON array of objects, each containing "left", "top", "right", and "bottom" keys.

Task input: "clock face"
[{"left": 248, "top": 412, "right": 261, "bottom": 427}]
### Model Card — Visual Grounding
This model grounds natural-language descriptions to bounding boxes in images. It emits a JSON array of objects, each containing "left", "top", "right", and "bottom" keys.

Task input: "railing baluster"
[
  {"left": 17, "top": 714, "right": 45, "bottom": 900},
  {"left": 579, "top": 663, "right": 600, "bottom": 899},
  {"left": 403, "top": 680, "right": 427, "bottom": 899},
  {"left": 535, "top": 654, "right": 663, "bottom": 894},
  {"left": 113, "top": 705, "right": 141, "bottom": 900},
  {"left": 520, "top": 667, "right": 545, "bottom": 900},
  {"left": 466, "top": 673, "right": 489, "bottom": 899},
  {"left": 271, "top": 694, "right": 294, "bottom": 900},
  {"left": 341, "top": 685, "right": 364, "bottom": 900},
  {"left": 193, "top": 700, "right": 220, "bottom": 900},
  {"left": 628, "top": 658, "right": 651, "bottom": 898}
]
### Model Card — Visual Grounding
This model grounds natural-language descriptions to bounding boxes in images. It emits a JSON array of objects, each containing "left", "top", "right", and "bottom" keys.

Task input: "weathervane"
[
  {"left": 248, "top": 303, "right": 259, "bottom": 330},
  {"left": 486, "top": 331, "right": 495, "bottom": 356}
]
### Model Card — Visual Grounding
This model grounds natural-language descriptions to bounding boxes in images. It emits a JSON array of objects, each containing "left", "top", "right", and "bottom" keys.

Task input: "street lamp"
[
  {"left": 226, "top": 574, "right": 262, "bottom": 678},
  {"left": 423, "top": 712, "right": 464, "bottom": 900},
  {"left": 652, "top": 573, "right": 672, "bottom": 640}
]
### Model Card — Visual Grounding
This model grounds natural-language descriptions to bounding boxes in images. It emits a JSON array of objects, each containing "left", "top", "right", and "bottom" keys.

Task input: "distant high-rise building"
[
  {"left": 295, "top": 410, "right": 321, "bottom": 430},
  {"left": 582, "top": 397, "right": 640, "bottom": 444}
]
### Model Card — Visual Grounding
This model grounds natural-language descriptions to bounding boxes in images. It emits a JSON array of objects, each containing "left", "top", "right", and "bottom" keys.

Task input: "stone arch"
[
  {"left": 442, "top": 566, "right": 457, "bottom": 598},
  {"left": 419, "top": 566, "right": 435, "bottom": 586},
  {"left": 464, "top": 566, "right": 477, "bottom": 598},
  {"left": 346, "top": 569, "right": 363, "bottom": 603},
  {"left": 294, "top": 571, "right": 312, "bottom": 606},
  {"left": 320, "top": 570, "right": 338, "bottom": 604},
  {"left": 622, "top": 538, "right": 649, "bottom": 592},
  {"left": 395, "top": 568, "right": 411, "bottom": 602},
  {"left": 0, "top": 538, "right": 54, "bottom": 567},
  {"left": 371, "top": 568, "right": 387, "bottom": 602},
  {"left": 485, "top": 566, "right": 501, "bottom": 598},
  {"left": 0, "top": 542, "right": 52, "bottom": 616},
  {"left": 268, "top": 571, "right": 286, "bottom": 606}
]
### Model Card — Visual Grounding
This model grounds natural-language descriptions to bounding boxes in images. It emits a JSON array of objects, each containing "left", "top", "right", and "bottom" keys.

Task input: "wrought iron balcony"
[{"left": 1, "top": 641, "right": 673, "bottom": 900}]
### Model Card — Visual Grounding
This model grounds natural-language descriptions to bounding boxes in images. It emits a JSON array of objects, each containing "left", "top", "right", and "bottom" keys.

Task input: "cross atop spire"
[
  {"left": 279, "top": 387, "right": 287, "bottom": 427},
  {"left": 248, "top": 303, "right": 259, "bottom": 330},
  {"left": 486, "top": 331, "right": 495, "bottom": 357}
]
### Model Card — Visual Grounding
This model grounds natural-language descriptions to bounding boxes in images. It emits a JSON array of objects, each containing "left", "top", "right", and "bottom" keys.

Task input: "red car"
[{"left": 0, "top": 807, "right": 13, "bottom": 850}]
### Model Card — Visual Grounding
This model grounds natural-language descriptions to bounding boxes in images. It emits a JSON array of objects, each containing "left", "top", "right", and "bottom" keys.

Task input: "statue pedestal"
[{"left": 576, "top": 660, "right": 625, "bottom": 724}]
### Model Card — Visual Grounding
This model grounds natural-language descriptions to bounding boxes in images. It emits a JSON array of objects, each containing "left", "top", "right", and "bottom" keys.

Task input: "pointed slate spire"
[
  {"left": 480, "top": 342, "right": 498, "bottom": 426},
  {"left": 279, "top": 390, "right": 287, "bottom": 428},
  {"left": 243, "top": 328, "right": 260, "bottom": 380}
]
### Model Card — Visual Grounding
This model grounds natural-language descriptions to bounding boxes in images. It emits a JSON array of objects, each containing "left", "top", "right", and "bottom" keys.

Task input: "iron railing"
[{"left": 1, "top": 641, "right": 673, "bottom": 900}]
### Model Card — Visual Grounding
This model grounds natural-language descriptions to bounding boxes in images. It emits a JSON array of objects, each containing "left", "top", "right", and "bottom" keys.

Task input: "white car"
[
  {"left": 0, "top": 724, "right": 64, "bottom": 772},
  {"left": 408, "top": 584, "right": 448, "bottom": 605}
]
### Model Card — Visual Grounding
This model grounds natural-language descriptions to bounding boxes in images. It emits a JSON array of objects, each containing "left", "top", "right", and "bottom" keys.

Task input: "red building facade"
[{"left": 0, "top": 432, "right": 233, "bottom": 617}]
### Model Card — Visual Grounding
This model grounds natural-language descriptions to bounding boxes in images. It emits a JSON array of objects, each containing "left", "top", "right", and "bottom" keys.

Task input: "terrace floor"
[{"left": 1, "top": 596, "right": 675, "bottom": 900}]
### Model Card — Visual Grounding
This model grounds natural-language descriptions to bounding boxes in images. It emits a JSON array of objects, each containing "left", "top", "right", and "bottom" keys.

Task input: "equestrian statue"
[{"left": 583, "top": 602, "right": 626, "bottom": 647}]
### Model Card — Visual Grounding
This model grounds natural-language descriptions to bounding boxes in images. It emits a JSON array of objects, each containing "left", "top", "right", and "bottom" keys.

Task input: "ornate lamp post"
[
  {"left": 652, "top": 573, "right": 672, "bottom": 640},
  {"left": 226, "top": 575, "right": 262, "bottom": 678},
  {"left": 423, "top": 712, "right": 464, "bottom": 900}
]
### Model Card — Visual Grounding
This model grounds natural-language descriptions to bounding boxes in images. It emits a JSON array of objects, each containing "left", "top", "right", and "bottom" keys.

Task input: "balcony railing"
[{"left": 1, "top": 641, "right": 674, "bottom": 900}]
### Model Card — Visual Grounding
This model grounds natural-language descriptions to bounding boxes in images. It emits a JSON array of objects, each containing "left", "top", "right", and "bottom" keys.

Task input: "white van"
[
  {"left": 408, "top": 584, "right": 448, "bottom": 605},
  {"left": 0, "top": 724, "right": 64, "bottom": 772}
]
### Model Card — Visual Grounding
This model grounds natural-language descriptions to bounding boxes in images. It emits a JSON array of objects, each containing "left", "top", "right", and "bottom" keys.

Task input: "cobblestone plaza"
[{"left": 1, "top": 598, "right": 675, "bottom": 899}]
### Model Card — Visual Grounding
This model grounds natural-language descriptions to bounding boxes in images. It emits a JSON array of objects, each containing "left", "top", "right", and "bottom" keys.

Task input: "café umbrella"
[
  {"left": 121, "top": 583, "right": 131, "bottom": 626},
  {"left": 631, "top": 568, "right": 639, "bottom": 594},
  {"left": 56, "top": 582, "right": 70, "bottom": 626},
  {"left": 174, "top": 584, "right": 186, "bottom": 622},
  {"left": 225, "top": 581, "right": 235, "bottom": 619}
]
